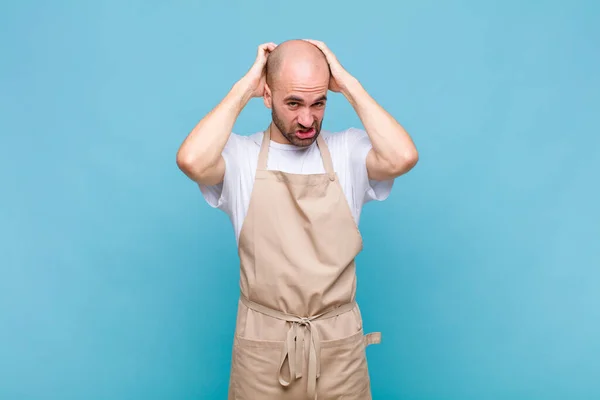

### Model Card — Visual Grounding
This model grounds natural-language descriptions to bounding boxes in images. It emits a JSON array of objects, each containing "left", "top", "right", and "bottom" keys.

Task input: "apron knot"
[
  {"left": 279, "top": 317, "right": 321, "bottom": 399},
  {"left": 240, "top": 295, "right": 357, "bottom": 399}
]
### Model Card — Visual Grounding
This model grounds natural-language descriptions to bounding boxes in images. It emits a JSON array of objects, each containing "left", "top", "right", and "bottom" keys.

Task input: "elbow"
[
  {"left": 176, "top": 148, "right": 204, "bottom": 178},
  {"left": 176, "top": 149, "right": 193, "bottom": 174},
  {"left": 404, "top": 149, "right": 419, "bottom": 170},
  {"left": 389, "top": 149, "right": 419, "bottom": 176},
  {"left": 176, "top": 148, "right": 222, "bottom": 185}
]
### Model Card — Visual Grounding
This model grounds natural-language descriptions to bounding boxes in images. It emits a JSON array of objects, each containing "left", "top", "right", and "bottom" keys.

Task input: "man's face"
[
  {"left": 266, "top": 61, "right": 330, "bottom": 147},
  {"left": 271, "top": 92, "right": 327, "bottom": 147}
]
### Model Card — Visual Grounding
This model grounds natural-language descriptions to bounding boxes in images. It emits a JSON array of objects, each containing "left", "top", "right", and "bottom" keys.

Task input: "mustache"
[{"left": 296, "top": 122, "right": 317, "bottom": 130}]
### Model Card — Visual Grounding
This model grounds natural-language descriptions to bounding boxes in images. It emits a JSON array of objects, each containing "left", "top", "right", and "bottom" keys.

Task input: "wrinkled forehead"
[{"left": 274, "top": 61, "right": 329, "bottom": 98}]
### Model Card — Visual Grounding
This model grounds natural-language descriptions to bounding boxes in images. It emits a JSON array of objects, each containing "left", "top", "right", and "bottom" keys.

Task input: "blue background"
[{"left": 1, "top": 1, "right": 599, "bottom": 399}]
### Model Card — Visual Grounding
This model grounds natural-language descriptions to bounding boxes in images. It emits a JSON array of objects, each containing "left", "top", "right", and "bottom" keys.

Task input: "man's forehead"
[{"left": 276, "top": 72, "right": 329, "bottom": 98}]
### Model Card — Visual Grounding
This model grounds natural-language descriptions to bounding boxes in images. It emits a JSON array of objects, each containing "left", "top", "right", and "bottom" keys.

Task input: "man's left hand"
[
  {"left": 303, "top": 39, "right": 357, "bottom": 94},
  {"left": 304, "top": 39, "right": 418, "bottom": 181}
]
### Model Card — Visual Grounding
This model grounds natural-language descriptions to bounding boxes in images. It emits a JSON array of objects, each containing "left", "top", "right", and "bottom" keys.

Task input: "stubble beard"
[{"left": 271, "top": 105, "right": 322, "bottom": 148}]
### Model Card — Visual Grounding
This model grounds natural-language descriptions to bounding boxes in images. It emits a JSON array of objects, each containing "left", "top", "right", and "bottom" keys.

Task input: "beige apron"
[{"left": 228, "top": 126, "right": 381, "bottom": 400}]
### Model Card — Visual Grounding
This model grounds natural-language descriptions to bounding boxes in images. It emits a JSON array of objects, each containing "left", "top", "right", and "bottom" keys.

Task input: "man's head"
[{"left": 264, "top": 40, "right": 330, "bottom": 147}]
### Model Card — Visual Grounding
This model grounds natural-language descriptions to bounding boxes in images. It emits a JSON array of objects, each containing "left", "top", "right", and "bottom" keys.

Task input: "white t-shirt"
[{"left": 199, "top": 127, "right": 394, "bottom": 244}]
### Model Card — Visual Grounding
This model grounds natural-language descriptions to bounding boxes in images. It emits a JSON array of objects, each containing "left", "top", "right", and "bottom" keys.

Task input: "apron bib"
[{"left": 228, "top": 126, "right": 381, "bottom": 400}]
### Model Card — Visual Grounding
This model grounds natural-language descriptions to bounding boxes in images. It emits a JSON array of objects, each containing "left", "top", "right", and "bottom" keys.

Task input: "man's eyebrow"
[{"left": 284, "top": 95, "right": 304, "bottom": 102}]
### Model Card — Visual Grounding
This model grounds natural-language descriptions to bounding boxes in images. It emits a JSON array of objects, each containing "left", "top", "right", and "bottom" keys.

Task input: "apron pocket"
[
  {"left": 317, "top": 328, "right": 373, "bottom": 399},
  {"left": 230, "top": 327, "right": 378, "bottom": 399},
  {"left": 230, "top": 336, "right": 289, "bottom": 400}
]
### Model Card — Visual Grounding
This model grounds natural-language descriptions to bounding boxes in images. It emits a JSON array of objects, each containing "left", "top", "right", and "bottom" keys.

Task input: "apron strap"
[
  {"left": 364, "top": 331, "right": 381, "bottom": 346},
  {"left": 257, "top": 125, "right": 336, "bottom": 180},
  {"left": 257, "top": 125, "right": 272, "bottom": 170},
  {"left": 316, "top": 134, "right": 336, "bottom": 181}
]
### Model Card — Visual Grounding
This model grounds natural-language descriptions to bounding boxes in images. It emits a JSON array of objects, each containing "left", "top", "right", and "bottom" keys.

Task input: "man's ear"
[{"left": 263, "top": 84, "right": 273, "bottom": 109}]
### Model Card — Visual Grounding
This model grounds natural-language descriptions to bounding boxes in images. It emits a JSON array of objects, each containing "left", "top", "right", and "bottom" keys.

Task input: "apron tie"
[
  {"left": 278, "top": 316, "right": 322, "bottom": 399},
  {"left": 240, "top": 295, "right": 356, "bottom": 399}
]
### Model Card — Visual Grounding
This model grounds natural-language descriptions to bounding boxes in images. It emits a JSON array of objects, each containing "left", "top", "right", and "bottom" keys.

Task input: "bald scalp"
[{"left": 266, "top": 40, "right": 329, "bottom": 90}]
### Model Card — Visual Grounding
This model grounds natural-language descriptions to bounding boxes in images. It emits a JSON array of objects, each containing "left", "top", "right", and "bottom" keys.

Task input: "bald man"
[{"left": 177, "top": 40, "right": 418, "bottom": 399}]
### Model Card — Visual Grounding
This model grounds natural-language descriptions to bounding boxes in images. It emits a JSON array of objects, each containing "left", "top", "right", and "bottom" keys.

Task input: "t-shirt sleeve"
[
  {"left": 197, "top": 133, "right": 242, "bottom": 214},
  {"left": 346, "top": 127, "right": 394, "bottom": 205}
]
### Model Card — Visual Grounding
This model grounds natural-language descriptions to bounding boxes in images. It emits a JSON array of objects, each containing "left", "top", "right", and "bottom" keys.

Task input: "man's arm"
[
  {"left": 176, "top": 82, "right": 250, "bottom": 186},
  {"left": 304, "top": 40, "right": 419, "bottom": 181},
  {"left": 176, "top": 42, "right": 277, "bottom": 186},
  {"left": 343, "top": 80, "right": 418, "bottom": 181}
]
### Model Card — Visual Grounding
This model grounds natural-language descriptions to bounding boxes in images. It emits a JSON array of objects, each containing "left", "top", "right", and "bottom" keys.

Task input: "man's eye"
[{"left": 288, "top": 102, "right": 298, "bottom": 107}]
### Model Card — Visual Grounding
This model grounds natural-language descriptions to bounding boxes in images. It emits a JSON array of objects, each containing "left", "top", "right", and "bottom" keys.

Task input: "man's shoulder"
[
  {"left": 245, "top": 131, "right": 265, "bottom": 146},
  {"left": 322, "top": 127, "right": 368, "bottom": 148},
  {"left": 323, "top": 126, "right": 366, "bottom": 138},
  {"left": 225, "top": 131, "right": 263, "bottom": 149}
]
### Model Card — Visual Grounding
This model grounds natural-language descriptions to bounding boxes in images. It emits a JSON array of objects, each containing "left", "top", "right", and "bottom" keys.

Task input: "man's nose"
[{"left": 297, "top": 109, "right": 314, "bottom": 127}]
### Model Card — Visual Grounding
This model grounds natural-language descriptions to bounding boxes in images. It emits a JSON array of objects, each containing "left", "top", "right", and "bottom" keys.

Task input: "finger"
[
  {"left": 256, "top": 43, "right": 276, "bottom": 62},
  {"left": 260, "top": 42, "right": 277, "bottom": 50},
  {"left": 257, "top": 42, "right": 276, "bottom": 55},
  {"left": 303, "top": 39, "right": 324, "bottom": 47},
  {"left": 303, "top": 39, "right": 330, "bottom": 55},
  {"left": 262, "top": 44, "right": 277, "bottom": 59}
]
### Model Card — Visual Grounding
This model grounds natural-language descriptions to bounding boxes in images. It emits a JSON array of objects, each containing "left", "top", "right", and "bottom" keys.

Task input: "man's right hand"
[
  {"left": 240, "top": 42, "right": 277, "bottom": 99},
  {"left": 176, "top": 42, "right": 277, "bottom": 186}
]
